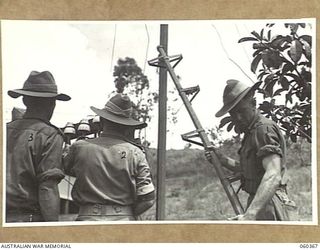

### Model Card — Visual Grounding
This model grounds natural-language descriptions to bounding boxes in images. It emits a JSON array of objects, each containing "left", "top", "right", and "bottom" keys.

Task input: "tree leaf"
[
  {"left": 262, "top": 50, "right": 283, "bottom": 69},
  {"left": 251, "top": 54, "right": 262, "bottom": 73},
  {"left": 267, "top": 30, "right": 271, "bottom": 41},
  {"left": 259, "top": 101, "right": 272, "bottom": 113},
  {"left": 251, "top": 81, "right": 263, "bottom": 91},
  {"left": 274, "top": 88, "right": 284, "bottom": 96},
  {"left": 299, "top": 35, "right": 312, "bottom": 47},
  {"left": 300, "top": 39, "right": 312, "bottom": 61},
  {"left": 257, "top": 71, "right": 267, "bottom": 80},
  {"left": 252, "top": 43, "right": 266, "bottom": 49},
  {"left": 286, "top": 73, "right": 303, "bottom": 86},
  {"left": 251, "top": 31, "right": 261, "bottom": 40},
  {"left": 286, "top": 93, "right": 293, "bottom": 104},
  {"left": 253, "top": 48, "right": 263, "bottom": 58},
  {"left": 290, "top": 133, "right": 297, "bottom": 143},
  {"left": 219, "top": 116, "right": 232, "bottom": 128},
  {"left": 226, "top": 122, "right": 234, "bottom": 132},
  {"left": 301, "top": 69, "right": 312, "bottom": 83},
  {"left": 270, "top": 35, "right": 285, "bottom": 48},
  {"left": 238, "top": 37, "right": 258, "bottom": 43},
  {"left": 265, "top": 78, "right": 277, "bottom": 97},
  {"left": 282, "top": 62, "right": 295, "bottom": 74},
  {"left": 280, "top": 121, "right": 291, "bottom": 130},
  {"left": 260, "top": 28, "right": 264, "bottom": 40},
  {"left": 280, "top": 76, "right": 290, "bottom": 90},
  {"left": 289, "top": 40, "right": 303, "bottom": 63},
  {"left": 263, "top": 73, "right": 276, "bottom": 88},
  {"left": 288, "top": 24, "right": 299, "bottom": 35}
]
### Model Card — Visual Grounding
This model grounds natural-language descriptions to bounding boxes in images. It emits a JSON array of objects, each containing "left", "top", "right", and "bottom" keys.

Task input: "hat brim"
[
  {"left": 8, "top": 89, "right": 71, "bottom": 101},
  {"left": 90, "top": 106, "right": 147, "bottom": 129},
  {"left": 215, "top": 87, "right": 251, "bottom": 117}
]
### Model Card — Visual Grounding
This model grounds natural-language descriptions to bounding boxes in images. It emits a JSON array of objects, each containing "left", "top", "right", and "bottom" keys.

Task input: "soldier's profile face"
[{"left": 229, "top": 98, "right": 254, "bottom": 133}]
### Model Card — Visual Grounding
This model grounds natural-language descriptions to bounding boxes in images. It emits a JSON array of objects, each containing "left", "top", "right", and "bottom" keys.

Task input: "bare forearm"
[
  {"left": 242, "top": 154, "right": 281, "bottom": 220},
  {"left": 244, "top": 172, "right": 280, "bottom": 219},
  {"left": 39, "top": 180, "right": 60, "bottom": 221}
]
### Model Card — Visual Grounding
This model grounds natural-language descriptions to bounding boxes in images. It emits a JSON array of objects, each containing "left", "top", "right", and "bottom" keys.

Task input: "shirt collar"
[
  {"left": 100, "top": 130, "right": 126, "bottom": 140},
  {"left": 23, "top": 114, "right": 51, "bottom": 124},
  {"left": 24, "top": 113, "right": 47, "bottom": 119},
  {"left": 245, "top": 110, "right": 260, "bottom": 133}
]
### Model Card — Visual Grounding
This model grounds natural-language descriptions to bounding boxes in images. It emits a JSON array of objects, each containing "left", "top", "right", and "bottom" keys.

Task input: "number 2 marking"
[{"left": 121, "top": 151, "right": 126, "bottom": 159}]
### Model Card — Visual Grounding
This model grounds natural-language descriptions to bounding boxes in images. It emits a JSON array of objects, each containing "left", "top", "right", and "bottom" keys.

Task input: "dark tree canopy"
[
  {"left": 220, "top": 23, "right": 312, "bottom": 143},
  {"left": 113, "top": 57, "right": 158, "bottom": 126}
]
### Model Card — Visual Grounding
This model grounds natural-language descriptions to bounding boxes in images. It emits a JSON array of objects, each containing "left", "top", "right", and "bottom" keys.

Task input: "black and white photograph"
[{"left": 2, "top": 19, "right": 317, "bottom": 226}]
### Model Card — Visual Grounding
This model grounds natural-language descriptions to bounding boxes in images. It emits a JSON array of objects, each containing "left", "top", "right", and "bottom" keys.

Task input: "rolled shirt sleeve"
[
  {"left": 134, "top": 149, "right": 155, "bottom": 196},
  {"left": 62, "top": 143, "right": 76, "bottom": 176},
  {"left": 254, "top": 124, "right": 284, "bottom": 159},
  {"left": 35, "top": 131, "right": 65, "bottom": 183},
  {"left": 238, "top": 113, "right": 286, "bottom": 194}
]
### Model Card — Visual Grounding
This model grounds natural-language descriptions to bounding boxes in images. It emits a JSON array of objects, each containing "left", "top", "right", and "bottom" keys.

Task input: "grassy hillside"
[{"left": 142, "top": 139, "right": 313, "bottom": 221}]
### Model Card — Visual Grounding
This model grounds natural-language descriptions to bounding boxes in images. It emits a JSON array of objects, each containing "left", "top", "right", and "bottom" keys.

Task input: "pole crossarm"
[
  {"left": 148, "top": 45, "right": 245, "bottom": 216},
  {"left": 149, "top": 53, "right": 183, "bottom": 69}
]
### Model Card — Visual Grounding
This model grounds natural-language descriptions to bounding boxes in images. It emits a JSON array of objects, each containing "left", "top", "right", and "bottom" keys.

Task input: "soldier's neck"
[{"left": 24, "top": 110, "right": 51, "bottom": 122}]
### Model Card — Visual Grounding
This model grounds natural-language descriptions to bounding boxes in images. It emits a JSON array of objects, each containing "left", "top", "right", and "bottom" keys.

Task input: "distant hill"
[{"left": 145, "top": 137, "right": 311, "bottom": 180}]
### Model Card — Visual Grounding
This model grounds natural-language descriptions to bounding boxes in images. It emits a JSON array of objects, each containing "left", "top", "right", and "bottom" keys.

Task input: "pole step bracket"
[
  {"left": 148, "top": 53, "right": 183, "bottom": 69},
  {"left": 181, "top": 85, "right": 200, "bottom": 103},
  {"left": 181, "top": 86, "right": 200, "bottom": 95},
  {"left": 181, "top": 129, "right": 204, "bottom": 147},
  {"left": 225, "top": 173, "right": 241, "bottom": 183}
]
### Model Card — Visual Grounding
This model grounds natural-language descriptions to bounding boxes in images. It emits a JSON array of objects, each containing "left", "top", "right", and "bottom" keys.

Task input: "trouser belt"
[{"left": 79, "top": 204, "right": 133, "bottom": 216}]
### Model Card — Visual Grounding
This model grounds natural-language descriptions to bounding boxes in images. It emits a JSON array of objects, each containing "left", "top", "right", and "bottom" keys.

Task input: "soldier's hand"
[
  {"left": 228, "top": 213, "right": 257, "bottom": 220},
  {"left": 228, "top": 214, "right": 244, "bottom": 221}
]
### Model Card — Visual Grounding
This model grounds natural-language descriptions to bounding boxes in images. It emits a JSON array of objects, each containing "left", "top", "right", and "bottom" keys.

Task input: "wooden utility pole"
[
  {"left": 155, "top": 46, "right": 245, "bottom": 216},
  {"left": 156, "top": 24, "right": 168, "bottom": 220}
]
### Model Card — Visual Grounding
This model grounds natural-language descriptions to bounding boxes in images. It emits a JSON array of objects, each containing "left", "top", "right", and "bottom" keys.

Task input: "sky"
[{"left": 1, "top": 19, "right": 314, "bottom": 149}]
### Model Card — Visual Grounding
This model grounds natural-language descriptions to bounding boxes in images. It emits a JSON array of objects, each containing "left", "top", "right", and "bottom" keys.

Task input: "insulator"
[
  {"left": 64, "top": 122, "right": 76, "bottom": 135},
  {"left": 92, "top": 115, "right": 100, "bottom": 124},
  {"left": 78, "top": 118, "right": 91, "bottom": 133}
]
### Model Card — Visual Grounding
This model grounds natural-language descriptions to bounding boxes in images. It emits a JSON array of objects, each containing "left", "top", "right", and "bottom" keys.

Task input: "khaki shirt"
[
  {"left": 239, "top": 111, "right": 286, "bottom": 194},
  {"left": 6, "top": 117, "right": 65, "bottom": 212},
  {"left": 64, "top": 132, "right": 155, "bottom": 206}
]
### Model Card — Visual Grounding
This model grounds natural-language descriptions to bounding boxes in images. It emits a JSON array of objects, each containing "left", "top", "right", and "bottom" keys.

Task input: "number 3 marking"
[{"left": 28, "top": 133, "right": 34, "bottom": 142}]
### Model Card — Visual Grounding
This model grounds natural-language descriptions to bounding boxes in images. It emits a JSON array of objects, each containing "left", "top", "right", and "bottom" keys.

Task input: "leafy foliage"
[
  {"left": 113, "top": 57, "right": 159, "bottom": 127},
  {"left": 220, "top": 23, "right": 312, "bottom": 143},
  {"left": 113, "top": 57, "right": 179, "bottom": 144},
  {"left": 208, "top": 125, "right": 240, "bottom": 149}
]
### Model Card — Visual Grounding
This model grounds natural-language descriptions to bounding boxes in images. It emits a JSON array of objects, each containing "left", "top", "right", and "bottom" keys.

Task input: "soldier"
[
  {"left": 206, "top": 79, "right": 296, "bottom": 220},
  {"left": 63, "top": 93, "right": 155, "bottom": 221},
  {"left": 6, "top": 71, "right": 71, "bottom": 222}
]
